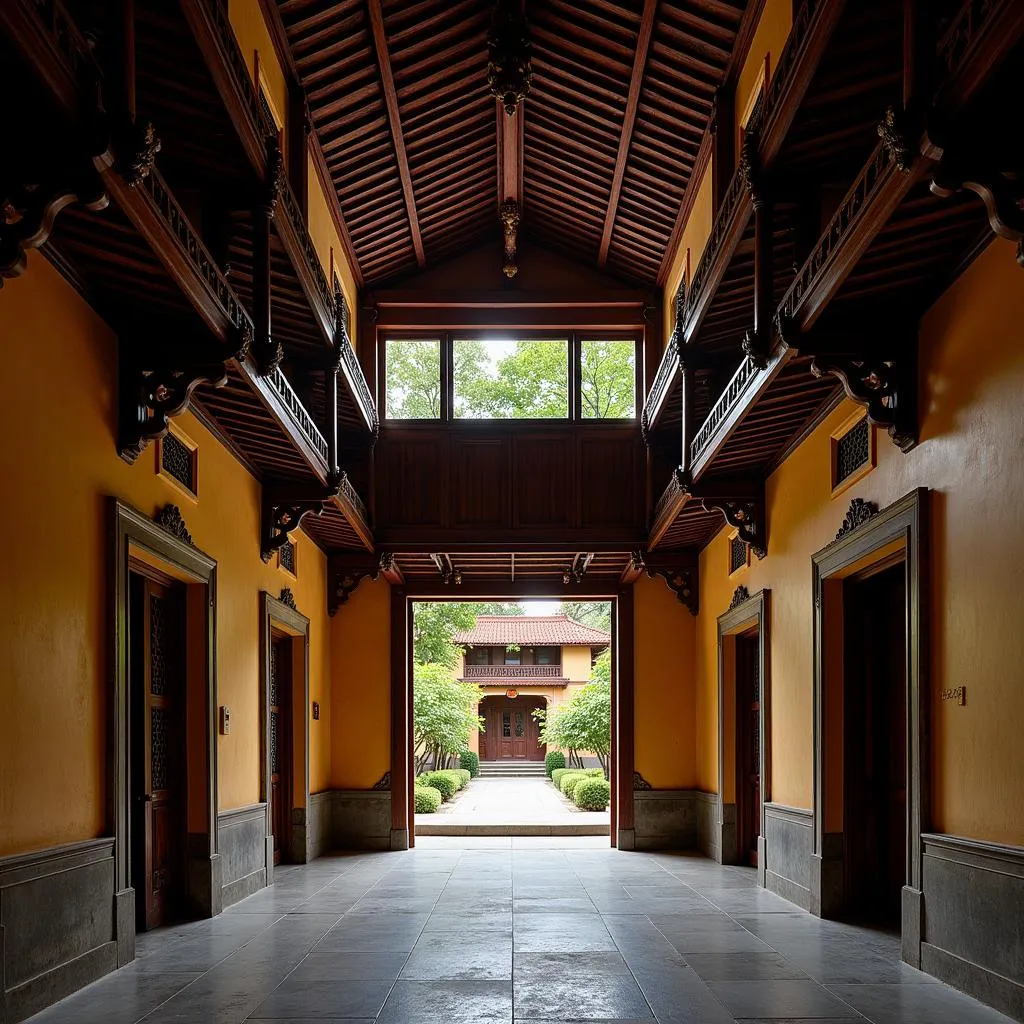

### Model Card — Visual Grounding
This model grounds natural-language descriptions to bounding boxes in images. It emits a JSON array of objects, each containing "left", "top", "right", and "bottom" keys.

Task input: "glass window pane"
[
  {"left": 385, "top": 339, "right": 441, "bottom": 419},
  {"left": 454, "top": 338, "right": 568, "bottom": 419},
  {"left": 502, "top": 713, "right": 511, "bottom": 737},
  {"left": 580, "top": 339, "right": 636, "bottom": 418}
]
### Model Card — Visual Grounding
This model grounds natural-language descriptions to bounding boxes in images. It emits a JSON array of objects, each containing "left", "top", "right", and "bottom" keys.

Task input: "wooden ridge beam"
[
  {"left": 497, "top": 100, "right": 524, "bottom": 207},
  {"left": 598, "top": 0, "right": 657, "bottom": 267},
  {"left": 367, "top": 0, "right": 425, "bottom": 269}
]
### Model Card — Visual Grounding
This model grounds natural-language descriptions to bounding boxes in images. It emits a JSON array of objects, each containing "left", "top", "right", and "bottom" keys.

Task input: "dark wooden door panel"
[
  {"left": 270, "top": 636, "right": 292, "bottom": 865},
  {"left": 379, "top": 438, "right": 445, "bottom": 526}
]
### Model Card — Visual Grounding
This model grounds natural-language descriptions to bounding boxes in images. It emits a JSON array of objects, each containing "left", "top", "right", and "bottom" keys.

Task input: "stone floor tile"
[
  {"left": 707, "top": 978, "right": 860, "bottom": 1018},
  {"left": 682, "top": 951, "right": 810, "bottom": 982},
  {"left": 248, "top": 978, "right": 394, "bottom": 1019},
  {"left": 827, "top": 982, "right": 1017, "bottom": 1023},
  {"left": 375, "top": 979, "right": 513, "bottom": 1023}
]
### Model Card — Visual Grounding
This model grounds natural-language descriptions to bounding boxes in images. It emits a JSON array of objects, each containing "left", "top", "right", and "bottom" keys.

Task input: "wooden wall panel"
[
  {"left": 580, "top": 435, "right": 638, "bottom": 527},
  {"left": 452, "top": 438, "right": 510, "bottom": 529},
  {"left": 378, "top": 438, "right": 444, "bottom": 527},
  {"left": 513, "top": 435, "right": 573, "bottom": 528}
]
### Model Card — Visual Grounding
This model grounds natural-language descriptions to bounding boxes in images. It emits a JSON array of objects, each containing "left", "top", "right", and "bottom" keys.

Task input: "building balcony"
[{"left": 462, "top": 664, "right": 564, "bottom": 680}]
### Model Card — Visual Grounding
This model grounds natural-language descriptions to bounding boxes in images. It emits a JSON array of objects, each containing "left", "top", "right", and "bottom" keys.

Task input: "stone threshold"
[{"left": 415, "top": 823, "right": 610, "bottom": 836}]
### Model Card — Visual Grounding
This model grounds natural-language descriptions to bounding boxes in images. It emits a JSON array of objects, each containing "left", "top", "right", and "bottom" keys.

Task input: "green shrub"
[
  {"left": 565, "top": 774, "right": 589, "bottom": 798},
  {"left": 438, "top": 769, "right": 466, "bottom": 791},
  {"left": 452, "top": 768, "right": 471, "bottom": 787},
  {"left": 545, "top": 751, "right": 566, "bottom": 777},
  {"left": 459, "top": 750, "right": 480, "bottom": 777},
  {"left": 560, "top": 773, "right": 587, "bottom": 798},
  {"left": 414, "top": 786, "right": 442, "bottom": 813},
  {"left": 551, "top": 767, "right": 570, "bottom": 788},
  {"left": 574, "top": 777, "right": 611, "bottom": 811},
  {"left": 418, "top": 771, "right": 457, "bottom": 801},
  {"left": 585, "top": 768, "right": 605, "bottom": 778}
]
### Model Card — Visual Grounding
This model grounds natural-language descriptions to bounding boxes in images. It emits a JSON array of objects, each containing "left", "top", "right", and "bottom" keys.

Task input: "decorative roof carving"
[
  {"left": 279, "top": 588, "right": 297, "bottom": 610},
  {"left": 836, "top": 498, "right": 879, "bottom": 540},
  {"left": 155, "top": 504, "right": 193, "bottom": 545},
  {"left": 729, "top": 585, "right": 751, "bottom": 610}
]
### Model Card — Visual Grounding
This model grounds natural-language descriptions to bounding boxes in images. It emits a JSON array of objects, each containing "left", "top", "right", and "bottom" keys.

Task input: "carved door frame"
[
  {"left": 110, "top": 499, "right": 219, "bottom": 966},
  {"left": 810, "top": 488, "right": 928, "bottom": 968},
  {"left": 260, "top": 591, "right": 310, "bottom": 872},
  {"left": 717, "top": 588, "right": 771, "bottom": 875}
]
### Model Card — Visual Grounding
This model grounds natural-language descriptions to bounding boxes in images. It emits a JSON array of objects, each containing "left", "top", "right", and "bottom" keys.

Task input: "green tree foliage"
[
  {"left": 385, "top": 340, "right": 442, "bottom": 418},
  {"left": 560, "top": 601, "right": 612, "bottom": 633},
  {"left": 387, "top": 337, "right": 634, "bottom": 422},
  {"left": 412, "top": 603, "right": 476, "bottom": 667},
  {"left": 534, "top": 676, "right": 611, "bottom": 776},
  {"left": 412, "top": 663, "right": 483, "bottom": 774},
  {"left": 580, "top": 340, "right": 635, "bottom": 418}
]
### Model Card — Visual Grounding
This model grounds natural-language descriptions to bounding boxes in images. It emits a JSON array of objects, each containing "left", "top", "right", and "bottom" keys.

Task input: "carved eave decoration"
[
  {"left": 156, "top": 504, "right": 193, "bottom": 545},
  {"left": 633, "top": 771, "right": 653, "bottom": 791},
  {"left": 643, "top": 551, "right": 699, "bottom": 616},
  {"left": 372, "top": 771, "right": 392, "bottom": 791},
  {"left": 261, "top": 481, "right": 340, "bottom": 563},
  {"left": 835, "top": 497, "right": 879, "bottom": 541},
  {"left": 486, "top": 0, "right": 533, "bottom": 116},
  {"left": 279, "top": 587, "right": 298, "bottom": 611},
  {"left": 501, "top": 199, "right": 520, "bottom": 279},
  {"left": 728, "top": 584, "right": 751, "bottom": 610},
  {"left": 877, "top": 106, "right": 913, "bottom": 174},
  {"left": 328, "top": 552, "right": 390, "bottom": 616},
  {"left": 563, "top": 552, "right": 594, "bottom": 586}
]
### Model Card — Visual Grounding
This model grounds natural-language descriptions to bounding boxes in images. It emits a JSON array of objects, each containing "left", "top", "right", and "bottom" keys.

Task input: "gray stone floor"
[{"left": 27, "top": 839, "right": 1015, "bottom": 1023}]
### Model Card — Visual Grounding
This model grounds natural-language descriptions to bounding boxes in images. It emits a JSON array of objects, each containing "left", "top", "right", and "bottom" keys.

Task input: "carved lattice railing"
[
  {"left": 269, "top": 367, "right": 330, "bottom": 465},
  {"left": 338, "top": 471, "right": 369, "bottom": 524},
  {"left": 463, "top": 665, "right": 564, "bottom": 679},
  {"left": 689, "top": 356, "right": 758, "bottom": 464}
]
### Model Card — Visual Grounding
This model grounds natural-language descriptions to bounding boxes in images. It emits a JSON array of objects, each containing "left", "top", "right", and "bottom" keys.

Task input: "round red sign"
[{"left": 505, "top": 688, "right": 519, "bottom": 699}]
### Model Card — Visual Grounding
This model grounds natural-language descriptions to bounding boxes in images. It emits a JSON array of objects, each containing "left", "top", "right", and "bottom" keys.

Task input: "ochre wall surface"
[
  {"left": 329, "top": 577, "right": 391, "bottom": 788},
  {"left": 662, "top": 157, "right": 714, "bottom": 343},
  {"left": 634, "top": 574, "right": 697, "bottom": 789},
  {"left": 735, "top": 0, "right": 793, "bottom": 144},
  {"left": 694, "top": 239, "right": 1024, "bottom": 846},
  {"left": 0, "top": 257, "right": 332, "bottom": 857}
]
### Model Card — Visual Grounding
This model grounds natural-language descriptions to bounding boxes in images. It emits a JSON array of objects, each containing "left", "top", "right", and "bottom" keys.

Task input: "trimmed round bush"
[
  {"left": 460, "top": 750, "right": 480, "bottom": 777},
  {"left": 418, "top": 771, "right": 457, "bottom": 801},
  {"left": 545, "top": 751, "right": 566, "bottom": 777},
  {"left": 414, "top": 785, "right": 442, "bottom": 813},
  {"left": 453, "top": 768, "right": 471, "bottom": 787},
  {"left": 551, "top": 767, "right": 576, "bottom": 788},
  {"left": 438, "top": 769, "right": 466, "bottom": 791},
  {"left": 574, "top": 777, "right": 611, "bottom": 811},
  {"left": 561, "top": 773, "right": 588, "bottom": 798},
  {"left": 585, "top": 768, "right": 605, "bottom": 778}
]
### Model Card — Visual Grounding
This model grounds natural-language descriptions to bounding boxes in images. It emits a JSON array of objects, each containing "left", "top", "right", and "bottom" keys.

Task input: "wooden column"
[
  {"left": 711, "top": 87, "right": 735, "bottom": 208},
  {"left": 326, "top": 362, "right": 339, "bottom": 480},
  {"left": 615, "top": 586, "right": 636, "bottom": 849},
  {"left": 680, "top": 362, "right": 695, "bottom": 478},
  {"left": 389, "top": 585, "right": 410, "bottom": 850},
  {"left": 253, "top": 209, "right": 272, "bottom": 364}
]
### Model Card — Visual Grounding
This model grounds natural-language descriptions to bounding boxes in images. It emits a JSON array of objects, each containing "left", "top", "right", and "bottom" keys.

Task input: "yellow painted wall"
[
  {"left": 694, "top": 239, "right": 1024, "bottom": 845},
  {"left": 227, "top": 0, "right": 359, "bottom": 345},
  {"left": 662, "top": 157, "right": 714, "bottom": 343},
  {"left": 562, "top": 645, "right": 595, "bottom": 683},
  {"left": 735, "top": 0, "right": 793, "bottom": 148},
  {"left": 329, "top": 576, "right": 391, "bottom": 787},
  {"left": 0, "top": 257, "right": 332, "bottom": 856},
  {"left": 634, "top": 574, "right": 697, "bottom": 788}
]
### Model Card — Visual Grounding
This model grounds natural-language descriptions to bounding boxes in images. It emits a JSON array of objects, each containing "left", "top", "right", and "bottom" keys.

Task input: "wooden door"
[
  {"left": 132, "top": 574, "right": 186, "bottom": 931},
  {"left": 270, "top": 634, "right": 292, "bottom": 865},
  {"left": 736, "top": 633, "right": 761, "bottom": 868},
  {"left": 844, "top": 562, "right": 907, "bottom": 922}
]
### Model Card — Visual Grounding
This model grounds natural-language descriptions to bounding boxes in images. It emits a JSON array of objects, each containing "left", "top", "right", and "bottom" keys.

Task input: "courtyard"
[{"left": 415, "top": 776, "right": 610, "bottom": 836}]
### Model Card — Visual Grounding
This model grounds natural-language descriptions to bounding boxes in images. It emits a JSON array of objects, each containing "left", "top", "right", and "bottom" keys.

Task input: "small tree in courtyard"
[
  {"left": 534, "top": 651, "right": 611, "bottom": 777},
  {"left": 413, "top": 663, "right": 483, "bottom": 773}
]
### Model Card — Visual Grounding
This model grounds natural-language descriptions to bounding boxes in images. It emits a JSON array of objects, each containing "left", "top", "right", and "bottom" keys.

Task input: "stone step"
[{"left": 477, "top": 762, "right": 548, "bottom": 777}]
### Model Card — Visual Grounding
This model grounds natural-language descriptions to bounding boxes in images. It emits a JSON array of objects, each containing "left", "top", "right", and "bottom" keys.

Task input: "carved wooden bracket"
[
  {"left": 633, "top": 771, "right": 653, "bottom": 791},
  {"left": 563, "top": 552, "right": 594, "bottom": 585},
  {"left": 877, "top": 106, "right": 913, "bottom": 174},
  {"left": 1, "top": 167, "right": 109, "bottom": 283},
  {"left": 263, "top": 135, "right": 284, "bottom": 220},
  {"left": 700, "top": 496, "right": 766, "bottom": 560},
  {"left": 328, "top": 552, "right": 385, "bottom": 616},
  {"left": 118, "top": 358, "right": 231, "bottom": 464},
  {"left": 930, "top": 156, "right": 1024, "bottom": 268},
  {"left": 372, "top": 771, "right": 392, "bottom": 791},
  {"left": 810, "top": 353, "right": 917, "bottom": 453},
  {"left": 738, "top": 125, "right": 766, "bottom": 209},
  {"left": 642, "top": 551, "right": 699, "bottom": 616},
  {"left": 261, "top": 480, "right": 339, "bottom": 563},
  {"left": 117, "top": 119, "right": 162, "bottom": 189},
  {"left": 741, "top": 327, "right": 771, "bottom": 370}
]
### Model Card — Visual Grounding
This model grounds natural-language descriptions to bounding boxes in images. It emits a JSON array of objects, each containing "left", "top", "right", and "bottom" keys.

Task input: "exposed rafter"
[
  {"left": 367, "top": 0, "right": 425, "bottom": 269},
  {"left": 597, "top": 0, "right": 657, "bottom": 268}
]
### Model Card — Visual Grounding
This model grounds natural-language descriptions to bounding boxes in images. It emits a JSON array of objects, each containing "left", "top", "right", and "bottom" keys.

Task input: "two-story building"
[{"left": 453, "top": 615, "right": 610, "bottom": 763}]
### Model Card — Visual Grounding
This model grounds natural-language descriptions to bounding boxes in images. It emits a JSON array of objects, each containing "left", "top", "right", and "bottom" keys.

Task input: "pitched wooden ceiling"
[{"left": 278, "top": 0, "right": 747, "bottom": 286}]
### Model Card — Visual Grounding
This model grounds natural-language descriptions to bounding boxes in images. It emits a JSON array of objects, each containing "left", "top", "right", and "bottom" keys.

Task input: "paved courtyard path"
[{"left": 415, "top": 776, "right": 610, "bottom": 835}]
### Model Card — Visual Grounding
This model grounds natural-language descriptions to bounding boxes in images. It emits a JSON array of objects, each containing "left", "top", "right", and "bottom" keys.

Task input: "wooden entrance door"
[
  {"left": 482, "top": 697, "right": 545, "bottom": 760},
  {"left": 130, "top": 572, "right": 186, "bottom": 931},
  {"left": 736, "top": 633, "right": 761, "bottom": 868},
  {"left": 844, "top": 562, "right": 907, "bottom": 923},
  {"left": 269, "top": 633, "right": 292, "bottom": 865}
]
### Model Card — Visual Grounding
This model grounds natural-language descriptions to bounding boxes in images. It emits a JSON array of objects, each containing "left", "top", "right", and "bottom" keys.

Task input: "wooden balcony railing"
[{"left": 463, "top": 665, "right": 563, "bottom": 679}]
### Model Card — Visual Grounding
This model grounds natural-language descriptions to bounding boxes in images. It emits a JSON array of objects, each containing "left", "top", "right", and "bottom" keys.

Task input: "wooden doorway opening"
[
  {"left": 479, "top": 695, "right": 546, "bottom": 761},
  {"left": 128, "top": 568, "right": 187, "bottom": 931},
  {"left": 260, "top": 592, "right": 311, "bottom": 871},
  {"left": 717, "top": 588, "right": 770, "bottom": 871},
  {"left": 112, "top": 500, "right": 218, "bottom": 959},
  {"left": 812, "top": 490, "right": 928, "bottom": 967}
]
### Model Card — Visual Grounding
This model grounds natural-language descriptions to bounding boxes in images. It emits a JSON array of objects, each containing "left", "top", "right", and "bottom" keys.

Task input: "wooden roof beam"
[
  {"left": 597, "top": 0, "right": 657, "bottom": 267},
  {"left": 497, "top": 100, "right": 524, "bottom": 207},
  {"left": 367, "top": 0, "right": 426, "bottom": 269}
]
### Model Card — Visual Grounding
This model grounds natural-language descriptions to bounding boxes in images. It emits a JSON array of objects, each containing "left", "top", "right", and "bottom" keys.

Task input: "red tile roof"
[{"left": 453, "top": 615, "right": 611, "bottom": 646}]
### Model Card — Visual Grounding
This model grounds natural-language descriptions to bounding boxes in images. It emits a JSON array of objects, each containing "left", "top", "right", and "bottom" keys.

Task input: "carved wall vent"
[
  {"left": 728, "top": 534, "right": 748, "bottom": 575},
  {"left": 159, "top": 430, "right": 197, "bottom": 496},
  {"left": 834, "top": 416, "right": 871, "bottom": 488},
  {"left": 279, "top": 540, "right": 296, "bottom": 576}
]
